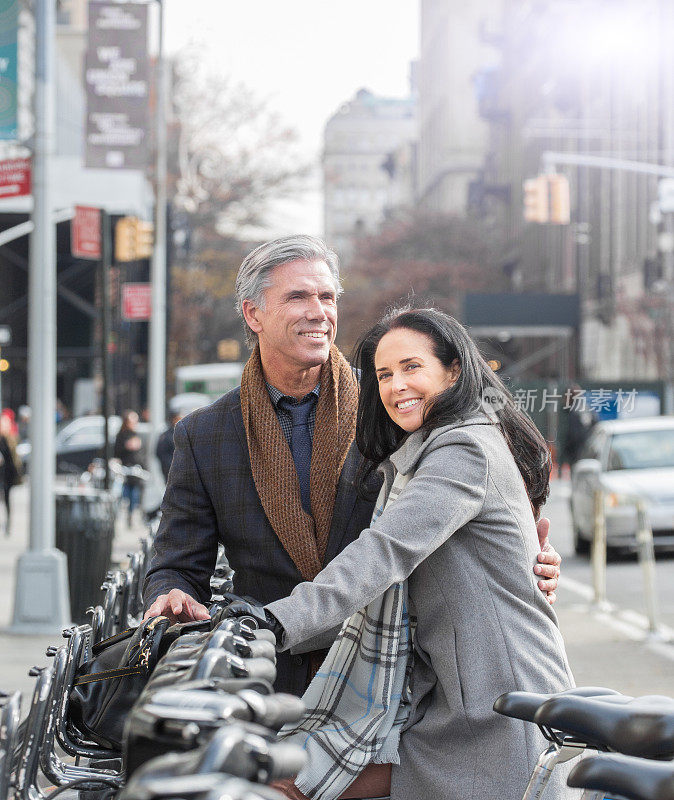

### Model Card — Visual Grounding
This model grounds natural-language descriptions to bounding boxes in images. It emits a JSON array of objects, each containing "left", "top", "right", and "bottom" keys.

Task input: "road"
[{"left": 547, "top": 478, "right": 674, "bottom": 633}]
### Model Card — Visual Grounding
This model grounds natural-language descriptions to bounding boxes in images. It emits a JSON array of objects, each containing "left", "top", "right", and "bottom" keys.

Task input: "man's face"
[{"left": 243, "top": 259, "right": 338, "bottom": 371}]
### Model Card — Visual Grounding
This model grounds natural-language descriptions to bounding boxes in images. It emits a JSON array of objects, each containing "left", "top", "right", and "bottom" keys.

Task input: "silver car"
[{"left": 570, "top": 416, "right": 674, "bottom": 554}]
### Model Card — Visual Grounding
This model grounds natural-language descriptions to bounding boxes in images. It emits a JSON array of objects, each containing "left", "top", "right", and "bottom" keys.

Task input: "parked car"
[
  {"left": 17, "top": 415, "right": 156, "bottom": 475},
  {"left": 570, "top": 416, "right": 674, "bottom": 554}
]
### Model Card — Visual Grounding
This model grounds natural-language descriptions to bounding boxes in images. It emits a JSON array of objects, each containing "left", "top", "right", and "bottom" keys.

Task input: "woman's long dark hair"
[{"left": 353, "top": 306, "right": 551, "bottom": 517}]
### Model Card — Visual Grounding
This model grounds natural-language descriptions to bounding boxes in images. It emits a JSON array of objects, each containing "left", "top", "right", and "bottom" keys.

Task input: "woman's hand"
[{"left": 535, "top": 517, "right": 561, "bottom": 605}]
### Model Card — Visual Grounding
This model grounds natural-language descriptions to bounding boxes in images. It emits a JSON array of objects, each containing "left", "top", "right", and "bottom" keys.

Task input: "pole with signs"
[
  {"left": 70, "top": 206, "right": 111, "bottom": 487},
  {"left": 100, "top": 211, "right": 112, "bottom": 490},
  {"left": 11, "top": 0, "right": 71, "bottom": 633},
  {"left": 0, "top": 0, "right": 18, "bottom": 141},
  {"left": 148, "top": 0, "right": 166, "bottom": 457}
]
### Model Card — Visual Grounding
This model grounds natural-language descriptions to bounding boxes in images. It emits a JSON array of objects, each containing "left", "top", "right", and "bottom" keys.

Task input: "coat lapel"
[{"left": 321, "top": 442, "right": 361, "bottom": 566}]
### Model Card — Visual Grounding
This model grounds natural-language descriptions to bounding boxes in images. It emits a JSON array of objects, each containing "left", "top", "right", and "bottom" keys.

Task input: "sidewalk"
[
  {"left": 0, "top": 483, "right": 143, "bottom": 700},
  {"left": 1, "top": 484, "right": 673, "bottom": 704}
]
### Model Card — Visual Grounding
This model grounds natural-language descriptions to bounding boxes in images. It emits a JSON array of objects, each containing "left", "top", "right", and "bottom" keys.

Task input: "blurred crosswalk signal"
[
  {"left": 548, "top": 174, "right": 570, "bottom": 225},
  {"left": 523, "top": 176, "right": 549, "bottom": 224},
  {"left": 115, "top": 216, "right": 136, "bottom": 262},
  {"left": 135, "top": 220, "right": 155, "bottom": 259},
  {"left": 217, "top": 338, "right": 241, "bottom": 361}
]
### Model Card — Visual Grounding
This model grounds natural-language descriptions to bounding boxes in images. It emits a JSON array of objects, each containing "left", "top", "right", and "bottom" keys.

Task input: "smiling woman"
[
  {"left": 374, "top": 328, "right": 461, "bottom": 433},
  {"left": 265, "top": 306, "right": 572, "bottom": 800}
]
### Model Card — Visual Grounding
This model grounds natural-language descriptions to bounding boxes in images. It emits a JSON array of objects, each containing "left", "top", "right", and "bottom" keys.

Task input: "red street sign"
[
  {"left": 0, "top": 157, "right": 31, "bottom": 197},
  {"left": 72, "top": 205, "right": 102, "bottom": 259},
  {"left": 122, "top": 282, "right": 152, "bottom": 321}
]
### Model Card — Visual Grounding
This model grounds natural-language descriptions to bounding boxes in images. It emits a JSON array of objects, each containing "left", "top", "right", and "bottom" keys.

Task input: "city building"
[
  {"left": 417, "top": 0, "right": 495, "bottom": 215},
  {"left": 323, "top": 87, "right": 416, "bottom": 263},
  {"left": 472, "top": 0, "right": 674, "bottom": 390},
  {"left": 0, "top": 0, "right": 153, "bottom": 414}
]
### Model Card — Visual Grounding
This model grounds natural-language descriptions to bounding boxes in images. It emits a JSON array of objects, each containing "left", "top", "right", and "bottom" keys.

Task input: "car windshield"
[{"left": 607, "top": 429, "right": 674, "bottom": 470}]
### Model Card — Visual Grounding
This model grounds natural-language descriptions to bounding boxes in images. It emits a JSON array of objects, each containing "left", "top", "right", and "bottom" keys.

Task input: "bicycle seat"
[
  {"left": 534, "top": 695, "right": 674, "bottom": 757},
  {"left": 568, "top": 753, "right": 674, "bottom": 800},
  {"left": 493, "top": 686, "right": 622, "bottom": 723}
]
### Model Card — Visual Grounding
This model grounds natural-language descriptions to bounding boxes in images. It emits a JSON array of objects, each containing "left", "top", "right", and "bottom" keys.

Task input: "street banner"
[
  {"left": 0, "top": 0, "right": 18, "bottom": 140},
  {"left": 72, "top": 205, "right": 102, "bottom": 259},
  {"left": 85, "top": 2, "right": 149, "bottom": 170},
  {"left": 0, "top": 156, "right": 29, "bottom": 196},
  {"left": 122, "top": 282, "right": 152, "bottom": 320}
]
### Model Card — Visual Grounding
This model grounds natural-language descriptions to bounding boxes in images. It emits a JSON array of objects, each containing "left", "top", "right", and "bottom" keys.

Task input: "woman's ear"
[{"left": 448, "top": 358, "right": 461, "bottom": 386}]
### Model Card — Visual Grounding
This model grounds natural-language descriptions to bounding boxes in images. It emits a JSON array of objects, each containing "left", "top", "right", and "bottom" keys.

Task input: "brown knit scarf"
[{"left": 240, "top": 344, "right": 359, "bottom": 581}]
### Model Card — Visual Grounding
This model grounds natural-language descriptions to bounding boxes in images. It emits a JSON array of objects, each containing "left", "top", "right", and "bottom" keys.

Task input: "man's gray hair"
[{"left": 235, "top": 235, "right": 342, "bottom": 347}]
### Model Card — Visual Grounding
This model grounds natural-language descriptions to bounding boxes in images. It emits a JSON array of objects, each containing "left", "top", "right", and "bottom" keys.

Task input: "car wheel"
[{"left": 573, "top": 524, "right": 591, "bottom": 556}]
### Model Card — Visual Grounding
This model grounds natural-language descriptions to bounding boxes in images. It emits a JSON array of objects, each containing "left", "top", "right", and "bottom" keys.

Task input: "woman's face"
[{"left": 374, "top": 328, "right": 460, "bottom": 433}]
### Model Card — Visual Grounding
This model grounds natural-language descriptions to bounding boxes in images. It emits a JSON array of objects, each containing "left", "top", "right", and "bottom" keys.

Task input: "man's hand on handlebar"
[
  {"left": 143, "top": 588, "right": 211, "bottom": 624},
  {"left": 535, "top": 517, "right": 562, "bottom": 605}
]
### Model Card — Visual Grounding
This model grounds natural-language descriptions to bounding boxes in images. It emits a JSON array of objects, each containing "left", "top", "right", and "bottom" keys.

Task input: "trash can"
[{"left": 55, "top": 487, "right": 116, "bottom": 623}]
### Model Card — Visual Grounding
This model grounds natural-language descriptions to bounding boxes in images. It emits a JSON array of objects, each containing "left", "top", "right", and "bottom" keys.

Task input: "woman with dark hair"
[{"left": 257, "top": 307, "right": 574, "bottom": 800}]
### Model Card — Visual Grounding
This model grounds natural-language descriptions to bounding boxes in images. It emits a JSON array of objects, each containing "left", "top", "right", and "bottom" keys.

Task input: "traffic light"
[
  {"left": 548, "top": 174, "right": 570, "bottom": 225},
  {"left": 115, "top": 216, "right": 136, "bottom": 262},
  {"left": 135, "top": 220, "right": 155, "bottom": 259},
  {"left": 114, "top": 216, "right": 155, "bottom": 261},
  {"left": 523, "top": 174, "right": 571, "bottom": 225},
  {"left": 523, "top": 176, "right": 549, "bottom": 224}
]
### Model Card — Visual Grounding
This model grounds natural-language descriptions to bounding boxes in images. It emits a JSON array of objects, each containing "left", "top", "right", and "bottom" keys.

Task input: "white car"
[{"left": 570, "top": 416, "right": 674, "bottom": 554}]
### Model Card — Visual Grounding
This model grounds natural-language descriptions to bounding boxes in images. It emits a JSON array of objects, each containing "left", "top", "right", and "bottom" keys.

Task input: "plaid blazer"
[{"left": 143, "top": 387, "right": 379, "bottom": 696}]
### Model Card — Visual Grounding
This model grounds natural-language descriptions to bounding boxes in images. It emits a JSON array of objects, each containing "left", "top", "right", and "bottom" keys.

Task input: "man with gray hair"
[{"left": 143, "top": 235, "right": 561, "bottom": 695}]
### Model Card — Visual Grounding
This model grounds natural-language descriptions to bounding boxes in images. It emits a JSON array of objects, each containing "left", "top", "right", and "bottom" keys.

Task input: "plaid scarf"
[
  {"left": 240, "top": 344, "right": 359, "bottom": 581},
  {"left": 277, "top": 471, "right": 414, "bottom": 800}
]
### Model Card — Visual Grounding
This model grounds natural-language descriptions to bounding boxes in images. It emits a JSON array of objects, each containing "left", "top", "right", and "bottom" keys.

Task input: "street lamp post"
[
  {"left": 148, "top": 0, "right": 167, "bottom": 457},
  {"left": 10, "top": 0, "right": 70, "bottom": 632}
]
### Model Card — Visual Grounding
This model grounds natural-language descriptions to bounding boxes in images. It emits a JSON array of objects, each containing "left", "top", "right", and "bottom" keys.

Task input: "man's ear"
[{"left": 242, "top": 299, "right": 263, "bottom": 334}]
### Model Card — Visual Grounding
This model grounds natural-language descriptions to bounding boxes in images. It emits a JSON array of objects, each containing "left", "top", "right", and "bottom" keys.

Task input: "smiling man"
[{"left": 143, "top": 235, "right": 561, "bottom": 696}]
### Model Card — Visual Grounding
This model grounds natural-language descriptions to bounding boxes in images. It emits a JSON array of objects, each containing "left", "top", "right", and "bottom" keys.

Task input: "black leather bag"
[{"left": 68, "top": 616, "right": 174, "bottom": 751}]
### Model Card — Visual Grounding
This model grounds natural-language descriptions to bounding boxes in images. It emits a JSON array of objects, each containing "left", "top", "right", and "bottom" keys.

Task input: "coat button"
[{"left": 293, "top": 655, "right": 304, "bottom": 666}]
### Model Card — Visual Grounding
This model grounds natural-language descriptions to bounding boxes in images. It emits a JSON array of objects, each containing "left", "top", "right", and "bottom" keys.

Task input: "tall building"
[
  {"left": 323, "top": 88, "right": 416, "bottom": 262},
  {"left": 473, "top": 0, "right": 674, "bottom": 384},
  {"left": 417, "top": 0, "right": 497, "bottom": 214}
]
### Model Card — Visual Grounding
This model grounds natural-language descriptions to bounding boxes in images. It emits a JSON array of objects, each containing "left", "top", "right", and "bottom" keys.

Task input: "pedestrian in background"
[
  {"left": 114, "top": 410, "right": 145, "bottom": 526},
  {"left": 1, "top": 408, "right": 18, "bottom": 437},
  {"left": 17, "top": 405, "right": 30, "bottom": 442},
  {"left": 156, "top": 410, "right": 184, "bottom": 482},
  {"left": 559, "top": 385, "right": 595, "bottom": 476},
  {"left": 0, "top": 411, "right": 22, "bottom": 536}
]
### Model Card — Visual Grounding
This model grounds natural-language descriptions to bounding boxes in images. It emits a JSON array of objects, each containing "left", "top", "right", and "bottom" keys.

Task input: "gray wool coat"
[{"left": 267, "top": 415, "right": 576, "bottom": 800}]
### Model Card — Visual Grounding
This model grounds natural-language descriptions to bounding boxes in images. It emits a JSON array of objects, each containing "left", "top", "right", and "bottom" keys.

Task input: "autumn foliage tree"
[
  {"left": 335, "top": 212, "right": 509, "bottom": 353},
  {"left": 167, "top": 45, "right": 311, "bottom": 370}
]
